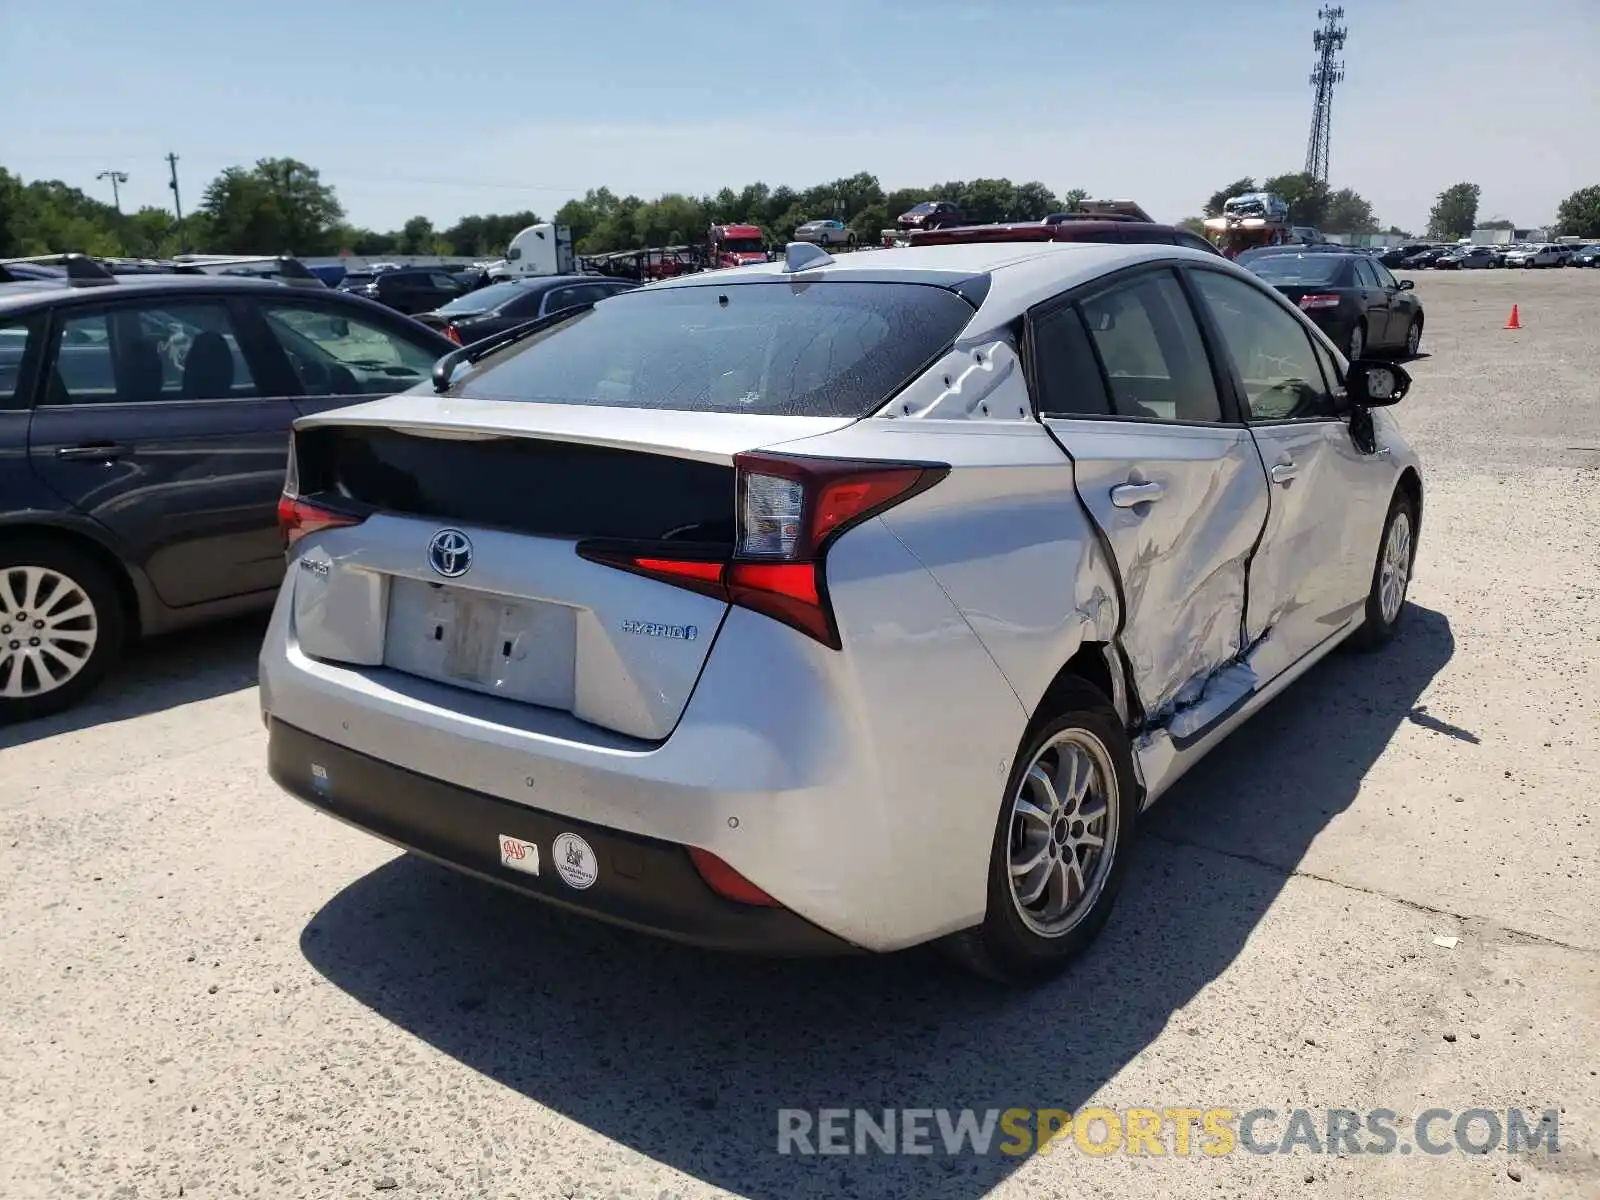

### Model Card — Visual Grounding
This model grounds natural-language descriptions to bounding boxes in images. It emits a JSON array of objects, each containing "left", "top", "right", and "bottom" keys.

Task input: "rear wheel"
[
  {"left": 1347, "top": 321, "right": 1366, "bottom": 361},
  {"left": 1404, "top": 317, "right": 1423, "bottom": 357},
  {"left": 942, "top": 681, "right": 1138, "bottom": 983},
  {"left": 0, "top": 540, "right": 126, "bottom": 723}
]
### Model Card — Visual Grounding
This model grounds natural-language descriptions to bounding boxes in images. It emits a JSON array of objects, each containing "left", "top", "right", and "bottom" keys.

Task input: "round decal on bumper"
[{"left": 552, "top": 832, "right": 598, "bottom": 890}]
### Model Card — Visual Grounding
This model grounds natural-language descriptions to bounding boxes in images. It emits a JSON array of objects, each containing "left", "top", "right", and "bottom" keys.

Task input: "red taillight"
[
  {"left": 688, "top": 847, "right": 780, "bottom": 907},
  {"left": 577, "top": 454, "right": 946, "bottom": 649},
  {"left": 277, "top": 493, "right": 364, "bottom": 548},
  {"left": 1298, "top": 293, "right": 1342, "bottom": 310},
  {"left": 443, "top": 324, "right": 463, "bottom": 346}
]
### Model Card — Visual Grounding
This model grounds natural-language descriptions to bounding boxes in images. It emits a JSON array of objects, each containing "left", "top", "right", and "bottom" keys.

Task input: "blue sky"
[{"left": 3, "top": 0, "right": 1595, "bottom": 234}]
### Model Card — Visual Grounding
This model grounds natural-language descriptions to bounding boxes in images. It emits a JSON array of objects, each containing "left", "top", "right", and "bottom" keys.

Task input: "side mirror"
[
  {"left": 1084, "top": 307, "right": 1116, "bottom": 332},
  {"left": 328, "top": 317, "right": 350, "bottom": 338},
  {"left": 1398, "top": 279, "right": 1415, "bottom": 291},
  {"left": 1346, "top": 358, "right": 1410, "bottom": 407}
]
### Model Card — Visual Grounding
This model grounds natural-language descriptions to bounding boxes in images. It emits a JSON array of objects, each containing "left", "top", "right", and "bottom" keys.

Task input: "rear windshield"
[
  {"left": 1245, "top": 255, "right": 1348, "bottom": 285},
  {"left": 450, "top": 280, "right": 978, "bottom": 417},
  {"left": 436, "top": 281, "right": 530, "bottom": 314}
]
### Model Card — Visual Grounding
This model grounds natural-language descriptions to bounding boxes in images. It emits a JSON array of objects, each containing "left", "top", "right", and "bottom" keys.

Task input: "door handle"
[
  {"left": 1110, "top": 480, "right": 1165, "bottom": 508},
  {"left": 1269, "top": 460, "right": 1299, "bottom": 484},
  {"left": 56, "top": 443, "right": 131, "bottom": 462}
]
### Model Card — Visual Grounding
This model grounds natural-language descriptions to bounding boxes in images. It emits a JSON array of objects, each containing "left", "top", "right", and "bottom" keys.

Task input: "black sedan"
[
  {"left": 1570, "top": 244, "right": 1600, "bottom": 267},
  {"left": 1378, "top": 243, "right": 1432, "bottom": 268},
  {"left": 1401, "top": 246, "right": 1454, "bottom": 269},
  {"left": 1240, "top": 250, "right": 1424, "bottom": 361},
  {"left": 414, "top": 275, "right": 637, "bottom": 345}
]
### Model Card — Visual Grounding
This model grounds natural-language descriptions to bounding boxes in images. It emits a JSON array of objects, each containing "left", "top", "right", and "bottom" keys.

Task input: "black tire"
[
  {"left": 1349, "top": 489, "right": 1417, "bottom": 653},
  {"left": 1403, "top": 316, "right": 1423, "bottom": 358},
  {"left": 1347, "top": 321, "right": 1367, "bottom": 362},
  {"left": 941, "top": 679, "right": 1139, "bottom": 984},
  {"left": 0, "top": 539, "right": 126, "bottom": 724},
  {"left": 846, "top": 234, "right": 857, "bottom": 251}
]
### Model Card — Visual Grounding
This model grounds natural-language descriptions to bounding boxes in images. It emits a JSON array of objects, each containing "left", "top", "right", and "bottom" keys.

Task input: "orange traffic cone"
[{"left": 1504, "top": 305, "right": 1522, "bottom": 330}]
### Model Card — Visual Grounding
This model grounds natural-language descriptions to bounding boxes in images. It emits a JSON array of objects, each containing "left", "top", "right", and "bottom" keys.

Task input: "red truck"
[{"left": 707, "top": 224, "right": 769, "bottom": 269}]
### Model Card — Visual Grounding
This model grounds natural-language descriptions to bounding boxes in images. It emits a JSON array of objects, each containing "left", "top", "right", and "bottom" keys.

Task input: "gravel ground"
[{"left": 2, "top": 269, "right": 1597, "bottom": 1200}]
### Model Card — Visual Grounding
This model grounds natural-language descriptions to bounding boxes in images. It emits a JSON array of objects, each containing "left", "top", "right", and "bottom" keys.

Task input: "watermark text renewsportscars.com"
[{"left": 777, "top": 1107, "right": 1560, "bottom": 1157}]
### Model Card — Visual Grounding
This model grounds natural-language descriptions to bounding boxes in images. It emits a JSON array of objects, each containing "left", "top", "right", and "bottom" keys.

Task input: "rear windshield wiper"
[{"left": 431, "top": 303, "right": 594, "bottom": 393}]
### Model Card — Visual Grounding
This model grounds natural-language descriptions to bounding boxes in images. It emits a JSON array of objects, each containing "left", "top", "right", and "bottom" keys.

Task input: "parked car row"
[{"left": 1379, "top": 241, "right": 1599, "bottom": 270}]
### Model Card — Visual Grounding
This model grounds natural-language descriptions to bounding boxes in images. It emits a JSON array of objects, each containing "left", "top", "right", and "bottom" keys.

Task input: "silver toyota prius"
[{"left": 260, "top": 239, "right": 1423, "bottom": 982}]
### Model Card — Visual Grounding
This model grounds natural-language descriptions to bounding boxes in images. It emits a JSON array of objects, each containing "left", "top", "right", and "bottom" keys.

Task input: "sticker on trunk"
[
  {"left": 498, "top": 834, "right": 540, "bottom": 877},
  {"left": 552, "top": 833, "right": 598, "bottom": 890}
]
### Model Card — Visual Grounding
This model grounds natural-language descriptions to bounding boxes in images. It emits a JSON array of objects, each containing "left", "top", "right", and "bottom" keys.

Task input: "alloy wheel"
[
  {"left": 1348, "top": 324, "right": 1365, "bottom": 361},
  {"left": 1006, "top": 728, "right": 1120, "bottom": 937},
  {"left": 1379, "top": 511, "right": 1412, "bottom": 625},
  {"left": 0, "top": 566, "right": 99, "bottom": 699}
]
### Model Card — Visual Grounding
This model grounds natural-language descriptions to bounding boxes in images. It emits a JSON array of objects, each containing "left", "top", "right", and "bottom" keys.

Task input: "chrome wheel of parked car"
[
  {"left": 0, "top": 566, "right": 99, "bottom": 699},
  {"left": 943, "top": 681, "right": 1137, "bottom": 982},
  {"left": 1379, "top": 509, "right": 1412, "bottom": 625},
  {"left": 1007, "top": 727, "right": 1120, "bottom": 937},
  {"left": 0, "top": 543, "right": 125, "bottom": 723},
  {"left": 1405, "top": 318, "right": 1423, "bottom": 357}
]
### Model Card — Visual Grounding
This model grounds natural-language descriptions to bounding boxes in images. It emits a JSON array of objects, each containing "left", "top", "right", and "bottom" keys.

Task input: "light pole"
[{"left": 97, "top": 169, "right": 129, "bottom": 214}]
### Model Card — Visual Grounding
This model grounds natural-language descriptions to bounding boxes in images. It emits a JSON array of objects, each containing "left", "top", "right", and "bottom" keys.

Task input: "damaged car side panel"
[
  {"left": 1044, "top": 419, "right": 1270, "bottom": 723},
  {"left": 775, "top": 412, "right": 1129, "bottom": 729}
]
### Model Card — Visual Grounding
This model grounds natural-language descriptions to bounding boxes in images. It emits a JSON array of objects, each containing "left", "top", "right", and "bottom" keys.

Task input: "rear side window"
[
  {"left": 438, "top": 282, "right": 527, "bottom": 313},
  {"left": 0, "top": 315, "right": 43, "bottom": 408},
  {"left": 1030, "top": 305, "right": 1112, "bottom": 416},
  {"left": 452, "top": 281, "right": 978, "bottom": 418}
]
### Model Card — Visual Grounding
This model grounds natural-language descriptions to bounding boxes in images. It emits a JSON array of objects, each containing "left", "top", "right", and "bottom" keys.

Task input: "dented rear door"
[{"left": 1030, "top": 267, "right": 1270, "bottom": 723}]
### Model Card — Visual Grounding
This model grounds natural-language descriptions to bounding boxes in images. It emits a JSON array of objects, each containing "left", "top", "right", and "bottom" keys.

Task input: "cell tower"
[{"left": 1304, "top": 5, "right": 1347, "bottom": 182}]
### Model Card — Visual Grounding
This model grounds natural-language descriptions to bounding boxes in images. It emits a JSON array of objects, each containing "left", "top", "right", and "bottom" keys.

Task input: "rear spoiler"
[{"left": 0, "top": 253, "right": 117, "bottom": 285}]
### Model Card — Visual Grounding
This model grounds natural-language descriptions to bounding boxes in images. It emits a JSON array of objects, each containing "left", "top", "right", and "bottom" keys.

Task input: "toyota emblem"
[{"left": 427, "top": 528, "right": 473, "bottom": 578}]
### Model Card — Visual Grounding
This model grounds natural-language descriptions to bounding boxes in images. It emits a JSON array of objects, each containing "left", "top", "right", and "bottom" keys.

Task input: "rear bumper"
[
  {"left": 270, "top": 718, "right": 856, "bottom": 955},
  {"left": 259, "top": 516, "right": 1032, "bottom": 952},
  {"left": 1302, "top": 309, "right": 1357, "bottom": 344}
]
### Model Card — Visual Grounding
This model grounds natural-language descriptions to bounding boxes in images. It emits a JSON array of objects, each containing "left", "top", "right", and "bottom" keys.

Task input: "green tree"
[
  {"left": 1323, "top": 187, "right": 1379, "bottom": 235},
  {"left": 1059, "top": 188, "right": 1089, "bottom": 214},
  {"left": 397, "top": 215, "right": 435, "bottom": 255},
  {"left": 1204, "top": 177, "right": 1257, "bottom": 218},
  {"left": 1427, "top": 182, "right": 1481, "bottom": 240},
  {"left": 1554, "top": 186, "right": 1600, "bottom": 239},
  {"left": 1178, "top": 216, "right": 1207, "bottom": 234},
  {"left": 198, "top": 158, "right": 344, "bottom": 254}
]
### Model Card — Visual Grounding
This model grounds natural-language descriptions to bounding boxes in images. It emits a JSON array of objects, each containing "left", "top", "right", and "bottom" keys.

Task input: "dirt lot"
[{"left": 2, "top": 269, "right": 1597, "bottom": 1200}]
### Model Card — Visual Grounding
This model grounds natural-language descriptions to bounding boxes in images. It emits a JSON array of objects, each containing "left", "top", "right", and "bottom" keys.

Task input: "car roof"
[
  {"left": 0, "top": 272, "right": 297, "bottom": 315},
  {"left": 644, "top": 240, "right": 1246, "bottom": 334}
]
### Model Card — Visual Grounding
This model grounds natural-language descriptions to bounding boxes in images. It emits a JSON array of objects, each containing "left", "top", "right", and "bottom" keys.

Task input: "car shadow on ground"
[
  {"left": 0, "top": 614, "right": 266, "bottom": 750},
  {"left": 300, "top": 604, "right": 1456, "bottom": 1200}
]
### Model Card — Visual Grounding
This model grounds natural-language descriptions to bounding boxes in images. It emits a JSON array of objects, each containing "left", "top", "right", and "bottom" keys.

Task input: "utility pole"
[
  {"left": 96, "top": 170, "right": 129, "bottom": 214},
  {"left": 1304, "top": 6, "right": 1347, "bottom": 183},
  {"left": 166, "top": 153, "right": 186, "bottom": 251}
]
